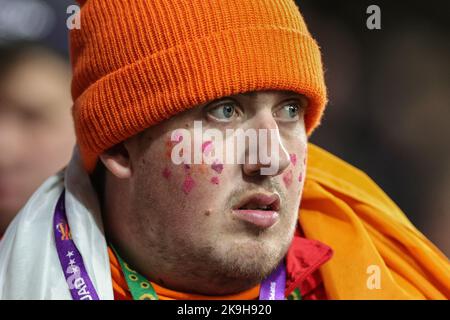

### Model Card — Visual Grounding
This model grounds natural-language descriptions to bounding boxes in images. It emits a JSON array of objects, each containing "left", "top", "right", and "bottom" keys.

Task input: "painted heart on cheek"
[
  {"left": 290, "top": 154, "right": 297, "bottom": 166},
  {"left": 211, "top": 160, "right": 224, "bottom": 174},
  {"left": 202, "top": 140, "right": 214, "bottom": 156},
  {"left": 182, "top": 175, "right": 196, "bottom": 194}
]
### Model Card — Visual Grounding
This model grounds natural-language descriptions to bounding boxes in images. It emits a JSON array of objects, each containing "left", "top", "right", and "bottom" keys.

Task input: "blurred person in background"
[
  {"left": 0, "top": 42, "right": 75, "bottom": 235},
  {"left": 0, "top": 0, "right": 75, "bottom": 236}
]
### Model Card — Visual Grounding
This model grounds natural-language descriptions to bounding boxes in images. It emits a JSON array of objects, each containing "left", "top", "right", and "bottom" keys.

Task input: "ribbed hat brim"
[{"left": 74, "top": 26, "right": 327, "bottom": 172}]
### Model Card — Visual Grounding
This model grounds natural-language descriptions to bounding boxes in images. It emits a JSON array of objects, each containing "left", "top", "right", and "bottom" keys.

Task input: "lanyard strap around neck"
[
  {"left": 259, "top": 260, "right": 287, "bottom": 300},
  {"left": 111, "top": 245, "right": 158, "bottom": 300},
  {"left": 54, "top": 190, "right": 100, "bottom": 300}
]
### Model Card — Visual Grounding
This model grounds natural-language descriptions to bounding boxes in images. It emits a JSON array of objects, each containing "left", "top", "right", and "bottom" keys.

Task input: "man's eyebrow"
[
  {"left": 208, "top": 91, "right": 304, "bottom": 104},
  {"left": 240, "top": 90, "right": 303, "bottom": 99},
  {"left": 240, "top": 91, "right": 259, "bottom": 98}
]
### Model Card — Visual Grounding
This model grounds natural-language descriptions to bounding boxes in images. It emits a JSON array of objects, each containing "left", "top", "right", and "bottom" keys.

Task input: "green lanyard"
[
  {"left": 288, "top": 287, "right": 302, "bottom": 300},
  {"left": 112, "top": 245, "right": 302, "bottom": 301},
  {"left": 111, "top": 246, "right": 159, "bottom": 300}
]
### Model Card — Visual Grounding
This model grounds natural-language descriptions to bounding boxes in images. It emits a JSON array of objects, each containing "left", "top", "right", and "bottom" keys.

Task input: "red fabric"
[{"left": 285, "top": 226, "right": 334, "bottom": 299}]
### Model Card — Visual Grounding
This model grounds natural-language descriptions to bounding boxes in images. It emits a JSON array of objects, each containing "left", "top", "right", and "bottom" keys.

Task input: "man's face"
[{"left": 108, "top": 90, "right": 308, "bottom": 288}]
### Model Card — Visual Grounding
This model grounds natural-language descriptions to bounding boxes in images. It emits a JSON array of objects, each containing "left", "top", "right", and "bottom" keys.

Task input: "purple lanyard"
[
  {"left": 54, "top": 190, "right": 286, "bottom": 300},
  {"left": 259, "top": 260, "right": 286, "bottom": 300},
  {"left": 54, "top": 190, "right": 100, "bottom": 300}
]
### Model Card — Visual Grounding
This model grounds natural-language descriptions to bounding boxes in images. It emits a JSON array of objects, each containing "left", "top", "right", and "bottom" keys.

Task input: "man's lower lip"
[{"left": 231, "top": 209, "right": 279, "bottom": 228}]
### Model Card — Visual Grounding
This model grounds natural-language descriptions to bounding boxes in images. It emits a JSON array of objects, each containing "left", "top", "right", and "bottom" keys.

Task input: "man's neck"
[{"left": 110, "top": 239, "right": 262, "bottom": 296}]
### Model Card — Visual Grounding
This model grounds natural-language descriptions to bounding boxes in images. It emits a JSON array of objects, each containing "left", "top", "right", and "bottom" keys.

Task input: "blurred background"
[
  {"left": 303, "top": 0, "right": 450, "bottom": 256},
  {"left": 0, "top": 0, "right": 75, "bottom": 235},
  {"left": 0, "top": 0, "right": 448, "bottom": 256}
]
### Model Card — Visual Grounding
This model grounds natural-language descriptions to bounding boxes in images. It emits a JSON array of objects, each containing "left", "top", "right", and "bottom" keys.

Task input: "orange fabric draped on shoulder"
[{"left": 301, "top": 143, "right": 450, "bottom": 299}]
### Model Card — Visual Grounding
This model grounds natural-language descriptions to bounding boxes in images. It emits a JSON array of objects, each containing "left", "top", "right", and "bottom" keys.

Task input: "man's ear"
[{"left": 99, "top": 142, "right": 132, "bottom": 179}]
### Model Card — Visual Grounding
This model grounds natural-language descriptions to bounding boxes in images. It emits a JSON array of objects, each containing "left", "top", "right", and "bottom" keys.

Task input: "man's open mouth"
[{"left": 232, "top": 193, "right": 281, "bottom": 229}]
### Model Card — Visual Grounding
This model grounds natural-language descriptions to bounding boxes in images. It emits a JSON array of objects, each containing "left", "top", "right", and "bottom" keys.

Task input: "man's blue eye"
[
  {"left": 287, "top": 104, "right": 299, "bottom": 118},
  {"left": 209, "top": 103, "right": 236, "bottom": 120},
  {"left": 275, "top": 104, "right": 300, "bottom": 120}
]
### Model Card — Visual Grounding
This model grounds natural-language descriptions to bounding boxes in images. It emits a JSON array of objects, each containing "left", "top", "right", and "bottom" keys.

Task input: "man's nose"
[{"left": 242, "top": 112, "right": 290, "bottom": 177}]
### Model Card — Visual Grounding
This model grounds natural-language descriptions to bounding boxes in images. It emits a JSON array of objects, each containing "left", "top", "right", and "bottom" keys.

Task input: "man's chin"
[{"left": 210, "top": 237, "right": 288, "bottom": 282}]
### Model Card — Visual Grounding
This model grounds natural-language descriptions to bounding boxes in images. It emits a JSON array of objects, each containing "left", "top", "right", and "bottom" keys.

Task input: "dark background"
[
  {"left": 0, "top": 0, "right": 448, "bottom": 255},
  {"left": 301, "top": 0, "right": 449, "bottom": 255}
]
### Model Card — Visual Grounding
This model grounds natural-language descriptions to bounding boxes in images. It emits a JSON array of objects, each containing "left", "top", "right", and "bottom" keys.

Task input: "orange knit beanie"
[{"left": 71, "top": 0, "right": 328, "bottom": 172}]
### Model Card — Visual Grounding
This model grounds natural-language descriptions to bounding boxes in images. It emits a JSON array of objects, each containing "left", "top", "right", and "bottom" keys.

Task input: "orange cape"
[{"left": 302, "top": 143, "right": 449, "bottom": 299}]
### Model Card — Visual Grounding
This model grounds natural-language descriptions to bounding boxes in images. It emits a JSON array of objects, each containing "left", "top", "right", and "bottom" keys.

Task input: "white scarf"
[{"left": 0, "top": 148, "right": 114, "bottom": 299}]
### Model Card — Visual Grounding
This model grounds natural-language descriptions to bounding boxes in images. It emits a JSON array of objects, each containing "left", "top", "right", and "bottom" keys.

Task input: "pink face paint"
[
  {"left": 283, "top": 170, "right": 293, "bottom": 188},
  {"left": 211, "top": 160, "right": 224, "bottom": 174},
  {"left": 298, "top": 171, "right": 303, "bottom": 183},
  {"left": 210, "top": 176, "right": 220, "bottom": 185},
  {"left": 162, "top": 167, "right": 171, "bottom": 179},
  {"left": 182, "top": 175, "right": 196, "bottom": 195},
  {"left": 202, "top": 140, "right": 214, "bottom": 156},
  {"left": 166, "top": 135, "right": 183, "bottom": 159},
  {"left": 290, "top": 154, "right": 297, "bottom": 166},
  {"left": 173, "top": 132, "right": 183, "bottom": 143}
]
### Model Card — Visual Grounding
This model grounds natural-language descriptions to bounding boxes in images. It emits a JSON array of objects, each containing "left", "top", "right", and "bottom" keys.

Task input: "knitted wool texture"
[{"left": 71, "top": 0, "right": 328, "bottom": 171}]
